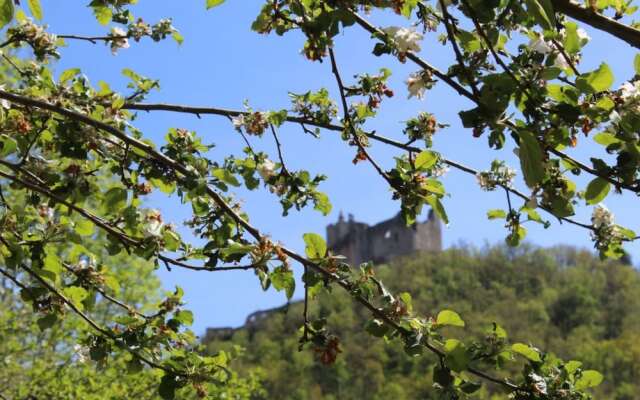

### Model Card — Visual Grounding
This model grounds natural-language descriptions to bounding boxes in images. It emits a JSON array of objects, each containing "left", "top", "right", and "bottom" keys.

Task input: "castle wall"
[
  {"left": 413, "top": 210, "right": 443, "bottom": 253},
  {"left": 327, "top": 211, "right": 442, "bottom": 265},
  {"left": 367, "top": 214, "right": 417, "bottom": 263}
]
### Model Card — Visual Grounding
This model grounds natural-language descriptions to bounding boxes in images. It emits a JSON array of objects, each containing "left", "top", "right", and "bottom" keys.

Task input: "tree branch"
[{"left": 551, "top": 0, "right": 640, "bottom": 49}]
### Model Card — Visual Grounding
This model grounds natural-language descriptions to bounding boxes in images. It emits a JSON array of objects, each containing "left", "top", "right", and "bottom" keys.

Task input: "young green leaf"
[
  {"left": 511, "top": 343, "right": 542, "bottom": 362},
  {"left": 518, "top": 131, "right": 545, "bottom": 188},
  {"left": 303, "top": 233, "right": 326, "bottom": 259},
  {"left": 415, "top": 150, "right": 438, "bottom": 170},
  {"left": 575, "top": 370, "right": 604, "bottom": 390},
  {"left": 0, "top": 0, "right": 14, "bottom": 28},
  {"left": 206, "top": 0, "right": 225, "bottom": 9},
  {"left": 584, "top": 177, "right": 610, "bottom": 205},
  {"left": 576, "top": 63, "right": 614, "bottom": 93},
  {"left": 27, "top": 0, "right": 43, "bottom": 20},
  {"left": 436, "top": 310, "right": 465, "bottom": 327}
]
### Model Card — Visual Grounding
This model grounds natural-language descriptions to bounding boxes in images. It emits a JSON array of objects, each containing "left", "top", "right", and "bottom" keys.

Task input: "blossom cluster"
[
  {"left": 7, "top": 19, "right": 58, "bottom": 60},
  {"left": 232, "top": 112, "right": 269, "bottom": 136},
  {"left": 528, "top": 28, "right": 589, "bottom": 71},
  {"left": 382, "top": 26, "right": 423, "bottom": 54},
  {"left": 257, "top": 159, "right": 286, "bottom": 195},
  {"left": 476, "top": 160, "right": 517, "bottom": 191},
  {"left": 110, "top": 18, "right": 179, "bottom": 55},
  {"left": 404, "top": 112, "right": 442, "bottom": 145},
  {"left": 590, "top": 204, "right": 623, "bottom": 254},
  {"left": 405, "top": 70, "right": 435, "bottom": 99}
]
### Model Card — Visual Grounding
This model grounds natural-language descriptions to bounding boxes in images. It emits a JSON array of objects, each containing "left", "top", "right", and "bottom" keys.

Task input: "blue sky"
[{"left": 36, "top": 1, "right": 640, "bottom": 335}]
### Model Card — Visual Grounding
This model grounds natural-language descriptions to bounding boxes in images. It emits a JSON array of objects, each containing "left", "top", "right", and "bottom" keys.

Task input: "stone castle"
[
  {"left": 202, "top": 211, "right": 442, "bottom": 343},
  {"left": 326, "top": 210, "right": 442, "bottom": 266}
]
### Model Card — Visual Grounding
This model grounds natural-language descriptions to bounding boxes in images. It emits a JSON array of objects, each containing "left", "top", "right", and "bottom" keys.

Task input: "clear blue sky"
[{"left": 37, "top": 1, "right": 639, "bottom": 335}]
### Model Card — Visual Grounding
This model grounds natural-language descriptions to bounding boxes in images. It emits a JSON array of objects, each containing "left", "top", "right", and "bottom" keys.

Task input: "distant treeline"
[{"left": 204, "top": 245, "right": 640, "bottom": 400}]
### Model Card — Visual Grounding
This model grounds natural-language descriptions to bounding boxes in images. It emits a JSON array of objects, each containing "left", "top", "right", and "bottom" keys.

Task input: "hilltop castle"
[
  {"left": 202, "top": 211, "right": 442, "bottom": 343},
  {"left": 326, "top": 210, "right": 442, "bottom": 266}
]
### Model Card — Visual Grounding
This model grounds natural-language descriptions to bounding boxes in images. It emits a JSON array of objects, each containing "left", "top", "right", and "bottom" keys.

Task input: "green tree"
[{"left": 1, "top": 0, "right": 640, "bottom": 397}]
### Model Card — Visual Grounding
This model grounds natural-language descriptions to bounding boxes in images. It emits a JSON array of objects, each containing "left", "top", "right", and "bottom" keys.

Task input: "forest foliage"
[{"left": 205, "top": 246, "right": 640, "bottom": 400}]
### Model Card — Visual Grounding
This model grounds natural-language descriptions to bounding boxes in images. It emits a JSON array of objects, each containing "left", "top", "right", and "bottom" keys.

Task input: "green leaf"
[
  {"left": 634, "top": 54, "right": 640, "bottom": 75},
  {"left": 0, "top": 134, "right": 17, "bottom": 158},
  {"left": 576, "top": 63, "right": 614, "bottom": 93},
  {"left": 594, "top": 132, "right": 621, "bottom": 146},
  {"left": 565, "top": 360, "right": 583, "bottom": 374},
  {"left": 423, "top": 179, "right": 445, "bottom": 196},
  {"left": 460, "top": 381, "right": 482, "bottom": 394},
  {"left": 415, "top": 150, "right": 438, "bottom": 170},
  {"left": 91, "top": 5, "right": 112, "bottom": 25},
  {"left": 0, "top": 0, "right": 14, "bottom": 28},
  {"left": 159, "top": 374, "right": 178, "bottom": 400},
  {"left": 206, "top": 0, "right": 225, "bottom": 9},
  {"left": 213, "top": 168, "right": 240, "bottom": 187},
  {"left": 63, "top": 286, "right": 89, "bottom": 311},
  {"left": 43, "top": 251, "right": 62, "bottom": 281},
  {"left": 27, "top": 0, "right": 43, "bottom": 20},
  {"left": 103, "top": 187, "right": 128, "bottom": 213},
  {"left": 59, "top": 68, "right": 81, "bottom": 84},
  {"left": 163, "top": 230, "right": 181, "bottom": 252},
  {"left": 172, "top": 31, "right": 184, "bottom": 45},
  {"left": 174, "top": 310, "right": 194, "bottom": 326},
  {"left": 584, "top": 177, "right": 610, "bottom": 205},
  {"left": 313, "top": 192, "right": 332, "bottom": 216},
  {"left": 525, "top": 0, "right": 556, "bottom": 30},
  {"left": 563, "top": 22, "right": 581, "bottom": 54},
  {"left": 443, "top": 339, "right": 470, "bottom": 372},
  {"left": 270, "top": 266, "right": 295, "bottom": 299},
  {"left": 75, "top": 219, "right": 95, "bottom": 236},
  {"left": 150, "top": 177, "right": 176, "bottom": 194},
  {"left": 511, "top": 343, "right": 542, "bottom": 362},
  {"left": 37, "top": 314, "right": 57, "bottom": 331},
  {"left": 365, "top": 319, "right": 389, "bottom": 337},
  {"left": 303, "top": 233, "right": 326, "bottom": 259},
  {"left": 487, "top": 209, "right": 507, "bottom": 220},
  {"left": 425, "top": 195, "right": 449, "bottom": 225},
  {"left": 436, "top": 310, "right": 465, "bottom": 327},
  {"left": 518, "top": 131, "right": 545, "bottom": 188},
  {"left": 575, "top": 370, "right": 604, "bottom": 389}
]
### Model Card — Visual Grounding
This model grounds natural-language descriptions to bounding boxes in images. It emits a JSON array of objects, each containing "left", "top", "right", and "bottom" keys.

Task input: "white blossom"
[
  {"left": 382, "top": 26, "right": 423, "bottom": 53},
  {"left": 576, "top": 28, "right": 590, "bottom": 43},
  {"left": 529, "top": 373, "right": 548, "bottom": 395},
  {"left": 143, "top": 209, "right": 164, "bottom": 238},
  {"left": 591, "top": 204, "right": 614, "bottom": 229},
  {"left": 528, "top": 36, "right": 553, "bottom": 54},
  {"left": 406, "top": 72, "right": 427, "bottom": 99},
  {"left": 431, "top": 165, "right": 449, "bottom": 178},
  {"left": 257, "top": 159, "right": 277, "bottom": 182},
  {"left": 476, "top": 161, "right": 516, "bottom": 191},
  {"left": 110, "top": 27, "right": 130, "bottom": 55},
  {"left": 553, "top": 53, "right": 571, "bottom": 70},
  {"left": 73, "top": 344, "right": 90, "bottom": 364},
  {"left": 231, "top": 114, "right": 245, "bottom": 130},
  {"left": 269, "top": 183, "right": 287, "bottom": 196},
  {"left": 476, "top": 173, "right": 492, "bottom": 190},
  {"left": 619, "top": 81, "right": 640, "bottom": 100}
]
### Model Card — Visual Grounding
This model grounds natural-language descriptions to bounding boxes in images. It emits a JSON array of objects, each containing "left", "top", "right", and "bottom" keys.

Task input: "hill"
[{"left": 203, "top": 245, "right": 640, "bottom": 399}]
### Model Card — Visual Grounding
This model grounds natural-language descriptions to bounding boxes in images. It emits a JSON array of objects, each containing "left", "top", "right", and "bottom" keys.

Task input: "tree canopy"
[{"left": 1, "top": 0, "right": 640, "bottom": 398}]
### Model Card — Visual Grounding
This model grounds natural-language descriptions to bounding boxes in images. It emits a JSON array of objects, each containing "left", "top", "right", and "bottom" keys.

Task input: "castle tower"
[{"left": 326, "top": 210, "right": 442, "bottom": 265}]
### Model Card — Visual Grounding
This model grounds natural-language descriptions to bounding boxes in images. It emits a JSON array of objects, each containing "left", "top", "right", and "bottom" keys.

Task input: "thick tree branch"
[{"left": 551, "top": 0, "right": 640, "bottom": 49}]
